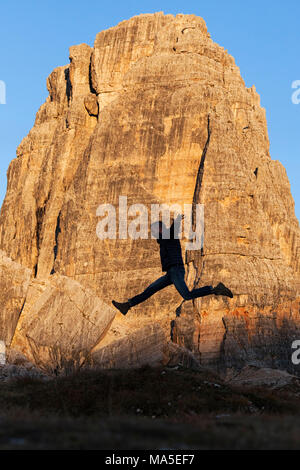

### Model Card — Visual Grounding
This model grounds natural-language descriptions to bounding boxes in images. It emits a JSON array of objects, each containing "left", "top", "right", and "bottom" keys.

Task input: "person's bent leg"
[
  {"left": 168, "top": 266, "right": 213, "bottom": 300},
  {"left": 128, "top": 273, "right": 172, "bottom": 307}
]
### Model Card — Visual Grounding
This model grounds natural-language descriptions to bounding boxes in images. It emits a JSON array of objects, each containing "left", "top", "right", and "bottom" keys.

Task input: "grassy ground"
[{"left": 1, "top": 365, "right": 300, "bottom": 450}]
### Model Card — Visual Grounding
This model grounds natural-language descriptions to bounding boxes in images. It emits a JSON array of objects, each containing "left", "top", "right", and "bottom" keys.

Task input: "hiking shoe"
[
  {"left": 112, "top": 300, "right": 131, "bottom": 315},
  {"left": 213, "top": 282, "right": 233, "bottom": 298}
]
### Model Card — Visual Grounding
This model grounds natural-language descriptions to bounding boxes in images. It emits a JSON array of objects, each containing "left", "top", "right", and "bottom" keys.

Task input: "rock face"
[
  {"left": 0, "top": 12, "right": 299, "bottom": 371},
  {"left": 10, "top": 273, "right": 117, "bottom": 371}
]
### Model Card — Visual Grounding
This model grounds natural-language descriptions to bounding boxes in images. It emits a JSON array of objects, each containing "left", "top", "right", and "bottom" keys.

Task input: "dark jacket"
[{"left": 156, "top": 216, "right": 184, "bottom": 272}]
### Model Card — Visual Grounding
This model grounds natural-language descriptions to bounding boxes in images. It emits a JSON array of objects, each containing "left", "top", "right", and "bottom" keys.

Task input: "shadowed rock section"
[{"left": 0, "top": 12, "right": 299, "bottom": 371}]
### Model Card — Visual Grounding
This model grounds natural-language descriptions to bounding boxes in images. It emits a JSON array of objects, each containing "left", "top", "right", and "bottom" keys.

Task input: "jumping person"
[{"left": 112, "top": 214, "right": 233, "bottom": 316}]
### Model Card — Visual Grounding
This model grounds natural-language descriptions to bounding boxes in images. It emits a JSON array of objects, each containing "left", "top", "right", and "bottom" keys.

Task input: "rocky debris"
[
  {"left": 162, "top": 341, "right": 203, "bottom": 370},
  {"left": 0, "top": 251, "right": 31, "bottom": 347}
]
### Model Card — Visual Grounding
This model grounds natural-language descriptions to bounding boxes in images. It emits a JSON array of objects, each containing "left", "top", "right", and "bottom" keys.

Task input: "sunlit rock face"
[{"left": 0, "top": 13, "right": 299, "bottom": 369}]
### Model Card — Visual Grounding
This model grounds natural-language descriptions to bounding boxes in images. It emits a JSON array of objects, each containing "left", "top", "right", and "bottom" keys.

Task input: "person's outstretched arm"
[{"left": 169, "top": 213, "right": 184, "bottom": 239}]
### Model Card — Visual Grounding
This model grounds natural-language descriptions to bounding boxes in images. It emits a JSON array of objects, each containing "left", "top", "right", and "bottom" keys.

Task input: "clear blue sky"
[{"left": 0, "top": 0, "right": 299, "bottom": 221}]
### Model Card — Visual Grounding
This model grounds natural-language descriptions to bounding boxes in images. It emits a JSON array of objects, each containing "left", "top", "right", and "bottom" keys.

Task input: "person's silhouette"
[{"left": 112, "top": 214, "right": 233, "bottom": 315}]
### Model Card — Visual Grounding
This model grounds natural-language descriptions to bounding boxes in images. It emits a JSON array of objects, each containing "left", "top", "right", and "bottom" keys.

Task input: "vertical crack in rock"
[
  {"left": 170, "top": 319, "right": 175, "bottom": 341},
  {"left": 12, "top": 298, "right": 27, "bottom": 345},
  {"left": 50, "top": 211, "right": 61, "bottom": 275},
  {"left": 64, "top": 67, "right": 72, "bottom": 104},
  {"left": 186, "top": 115, "right": 211, "bottom": 354}
]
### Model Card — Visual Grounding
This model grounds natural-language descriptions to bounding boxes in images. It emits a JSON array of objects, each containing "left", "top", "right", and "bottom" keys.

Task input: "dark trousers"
[{"left": 128, "top": 264, "right": 213, "bottom": 307}]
